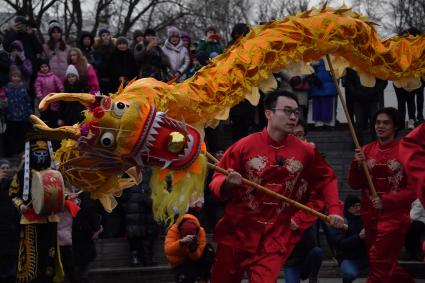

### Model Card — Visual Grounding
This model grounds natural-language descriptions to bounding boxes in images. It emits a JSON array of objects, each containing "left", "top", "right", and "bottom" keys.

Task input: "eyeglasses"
[{"left": 272, "top": 107, "right": 300, "bottom": 117}]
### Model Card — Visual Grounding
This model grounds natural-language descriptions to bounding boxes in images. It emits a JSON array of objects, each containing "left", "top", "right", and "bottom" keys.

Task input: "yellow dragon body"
[{"left": 32, "top": 6, "right": 425, "bottom": 223}]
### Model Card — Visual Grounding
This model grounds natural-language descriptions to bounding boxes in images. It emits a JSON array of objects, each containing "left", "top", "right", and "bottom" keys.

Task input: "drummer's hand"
[
  {"left": 371, "top": 197, "right": 383, "bottom": 210},
  {"left": 290, "top": 219, "right": 299, "bottom": 231},
  {"left": 328, "top": 214, "right": 345, "bottom": 229},
  {"left": 19, "top": 204, "right": 29, "bottom": 214},
  {"left": 225, "top": 169, "right": 242, "bottom": 186},
  {"left": 354, "top": 148, "right": 366, "bottom": 165}
]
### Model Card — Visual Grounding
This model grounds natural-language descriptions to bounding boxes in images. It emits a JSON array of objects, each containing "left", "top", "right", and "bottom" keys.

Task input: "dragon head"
[{"left": 32, "top": 78, "right": 207, "bottom": 222}]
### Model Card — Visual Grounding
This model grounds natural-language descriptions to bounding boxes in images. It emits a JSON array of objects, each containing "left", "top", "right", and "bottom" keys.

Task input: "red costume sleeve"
[
  {"left": 209, "top": 143, "right": 242, "bottom": 201},
  {"left": 308, "top": 149, "right": 342, "bottom": 216},
  {"left": 291, "top": 188, "right": 324, "bottom": 232},
  {"left": 399, "top": 123, "right": 425, "bottom": 206},
  {"left": 292, "top": 149, "right": 342, "bottom": 230}
]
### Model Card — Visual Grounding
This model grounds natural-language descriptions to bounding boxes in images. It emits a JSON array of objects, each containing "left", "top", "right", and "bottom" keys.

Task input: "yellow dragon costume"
[{"left": 31, "top": 6, "right": 425, "bottom": 224}]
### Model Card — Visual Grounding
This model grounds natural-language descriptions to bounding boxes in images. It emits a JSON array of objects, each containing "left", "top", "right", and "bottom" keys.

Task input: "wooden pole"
[
  {"left": 325, "top": 55, "right": 378, "bottom": 199},
  {"left": 205, "top": 152, "right": 348, "bottom": 230}
]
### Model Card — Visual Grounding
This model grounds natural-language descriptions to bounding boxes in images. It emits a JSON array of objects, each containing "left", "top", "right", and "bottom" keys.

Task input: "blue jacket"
[
  {"left": 309, "top": 59, "right": 337, "bottom": 97},
  {"left": 5, "top": 82, "right": 31, "bottom": 121}
]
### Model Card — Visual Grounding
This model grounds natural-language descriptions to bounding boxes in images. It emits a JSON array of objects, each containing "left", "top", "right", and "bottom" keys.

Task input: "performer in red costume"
[
  {"left": 399, "top": 123, "right": 425, "bottom": 206},
  {"left": 209, "top": 90, "right": 344, "bottom": 283},
  {"left": 348, "top": 107, "right": 416, "bottom": 283}
]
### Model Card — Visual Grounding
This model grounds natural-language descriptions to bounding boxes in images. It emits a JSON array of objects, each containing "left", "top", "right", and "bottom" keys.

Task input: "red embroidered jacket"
[
  {"left": 348, "top": 140, "right": 416, "bottom": 218},
  {"left": 209, "top": 129, "right": 341, "bottom": 254}
]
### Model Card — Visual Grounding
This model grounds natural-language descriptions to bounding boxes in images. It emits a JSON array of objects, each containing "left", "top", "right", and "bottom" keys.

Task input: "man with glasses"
[{"left": 209, "top": 90, "right": 344, "bottom": 283}]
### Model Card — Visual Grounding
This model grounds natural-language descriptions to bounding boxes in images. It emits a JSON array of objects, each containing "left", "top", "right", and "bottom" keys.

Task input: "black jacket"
[
  {"left": 72, "top": 192, "right": 102, "bottom": 265},
  {"left": 121, "top": 167, "right": 157, "bottom": 238},
  {"left": 0, "top": 177, "right": 20, "bottom": 256},
  {"left": 78, "top": 31, "right": 95, "bottom": 65},
  {"left": 59, "top": 82, "right": 88, "bottom": 126},
  {"left": 343, "top": 68, "right": 388, "bottom": 102},
  {"left": 3, "top": 29, "right": 43, "bottom": 67},
  {"left": 0, "top": 49, "right": 10, "bottom": 87},
  {"left": 134, "top": 42, "right": 170, "bottom": 82},
  {"left": 329, "top": 208, "right": 367, "bottom": 261},
  {"left": 107, "top": 48, "right": 137, "bottom": 90}
]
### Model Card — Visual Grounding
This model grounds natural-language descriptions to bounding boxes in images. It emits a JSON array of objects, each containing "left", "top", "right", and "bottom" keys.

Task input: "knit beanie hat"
[
  {"left": 98, "top": 28, "right": 110, "bottom": 36},
  {"left": 116, "top": 36, "right": 129, "bottom": 46},
  {"left": 10, "top": 40, "right": 24, "bottom": 52},
  {"left": 0, "top": 159, "right": 11, "bottom": 167},
  {"left": 179, "top": 219, "right": 198, "bottom": 237},
  {"left": 48, "top": 20, "right": 62, "bottom": 34},
  {"left": 167, "top": 26, "right": 180, "bottom": 38},
  {"left": 144, "top": 28, "right": 156, "bottom": 37},
  {"left": 180, "top": 31, "right": 191, "bottom": 40},
  {"left": 133, "top": 29, "right": 144, "bottom": 40},
  {"left": 66, "top": 64, "right": 79, "bottom": 79},
  {"left": 14, "top": 16, "right": 28, "bottom": 32}
]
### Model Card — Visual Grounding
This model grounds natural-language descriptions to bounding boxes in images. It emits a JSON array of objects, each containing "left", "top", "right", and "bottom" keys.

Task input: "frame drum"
[{"left": 31, "top": 170, "right": 65, "bottom": 215}]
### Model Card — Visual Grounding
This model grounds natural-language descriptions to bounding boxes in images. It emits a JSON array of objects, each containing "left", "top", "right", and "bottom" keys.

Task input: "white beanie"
[
  {"left": 66, "top": 64, "right": 79, "bottom": 79},
  {"left": 167, "top": 26, "right": 180, "bottom": 38}
]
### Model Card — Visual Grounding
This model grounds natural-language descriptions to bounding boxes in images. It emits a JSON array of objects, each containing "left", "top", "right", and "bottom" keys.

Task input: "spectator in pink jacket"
[
  {"left": 34, "top": 58, "right": 63, "bottom": 127},
  {"left": 67, "top": 48, "right": 99, "bottom": 94}
]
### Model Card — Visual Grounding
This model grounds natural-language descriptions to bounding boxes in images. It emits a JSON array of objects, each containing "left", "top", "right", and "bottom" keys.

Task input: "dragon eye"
[
  {"left": 113, "top": 101, "right": 128, "bottom": 116},
  {"left": 100, "top": 132, "right": 115, "bottom": 147}
]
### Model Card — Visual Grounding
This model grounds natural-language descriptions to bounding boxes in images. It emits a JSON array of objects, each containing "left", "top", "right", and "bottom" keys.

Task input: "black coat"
[
  {"left": 329, "top": 211, "right": 367, "bottom": 261},
  {"left": 121, "top": 167, "right": 157, "bottom": 238},
  {"left": 3, "top": 29, "right": 43, "bottom": 67},
  {"left": 72, "top": 192, "right": 102, "bottom": 266},
  {"left": 0, "top": 49, "right": 10, "bottom": 87},
  {"left": 343, "top": 68, "right": 388, "bottom": 102},
  {"left": 107, "top": 49, "right": 137, "bottom": 90},
  {"left": 0, "top": 177, "right": 20, "bottom": 256},
  {"left": 59, "top": 82, "right": 88, "bottom": 126},
  {"left": 134, "top": 43, "right": 170, "bottom": 82},
  {"left": 93, "top": 44, "right": 114, "bottom": 79}
]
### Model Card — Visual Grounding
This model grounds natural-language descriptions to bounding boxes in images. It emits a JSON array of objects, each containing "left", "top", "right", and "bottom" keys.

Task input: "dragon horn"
[
  {"left": 30, "top": 115, "right": 81, "bottom": 140},
  {"left": 39, "top": 93, "right": 95, "bottom": 111}
]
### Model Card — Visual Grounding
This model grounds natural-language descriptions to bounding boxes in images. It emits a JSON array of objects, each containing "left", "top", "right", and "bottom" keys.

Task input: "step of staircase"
[{"left": 88, "top": 260, "right": 425, "bottom": 283}]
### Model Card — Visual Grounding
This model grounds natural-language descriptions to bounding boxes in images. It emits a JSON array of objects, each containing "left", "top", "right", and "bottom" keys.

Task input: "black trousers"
[
  {"left": 405, "top": 220, "right": 425, "bottom": 259},
  {"left": 60, "top": 245, "right": 76, "bottom": 283},
  {"left": 353, "top": 101, "right": 378, "bottom": 145},
  {"left": 395, "top": 87, "right": 416, "bottom": 121},
  {"left": 173, "top": 243, "right": 215, "bottom": 283}
]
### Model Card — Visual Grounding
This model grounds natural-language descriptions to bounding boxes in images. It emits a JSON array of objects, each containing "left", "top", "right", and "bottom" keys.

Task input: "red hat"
[{"left": 179, "top": 219, "right": 198, "bottom": 237}]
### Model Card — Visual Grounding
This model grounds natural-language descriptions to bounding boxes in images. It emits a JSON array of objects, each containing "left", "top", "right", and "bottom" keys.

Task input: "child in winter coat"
[
  {"left": 58, "top": 65, "right": 88, "bottom": 126},
  {"left": 34, "top": 59, "right": 63, "bottom": 128},
  {"left": 4, "top": 68, "right": 31, "bottom": 156}
]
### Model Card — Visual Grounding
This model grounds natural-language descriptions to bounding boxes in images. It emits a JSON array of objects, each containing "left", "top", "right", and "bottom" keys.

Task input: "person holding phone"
[
  {"left": 196, "top": 26, "right": 224, "bottom": 59},
  {"left": 164, "top": 213, "right": 215, "bottom": 283}
]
